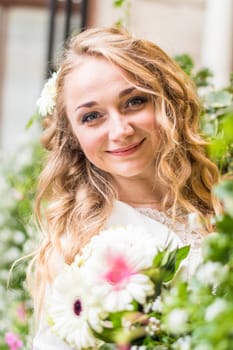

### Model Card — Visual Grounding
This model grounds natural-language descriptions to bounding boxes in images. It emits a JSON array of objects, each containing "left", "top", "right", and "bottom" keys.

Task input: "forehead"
[
  {"left": 62, "top": 56, "right": 141, "bottom": 113},
  {"left": 64, "top": 56, "right": 135, "bottom": 93}
]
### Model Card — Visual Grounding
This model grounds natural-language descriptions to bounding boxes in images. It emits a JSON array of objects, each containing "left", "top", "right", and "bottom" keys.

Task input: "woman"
[{"left": 31, "top": 26, "right": 220, "bottom": 349}]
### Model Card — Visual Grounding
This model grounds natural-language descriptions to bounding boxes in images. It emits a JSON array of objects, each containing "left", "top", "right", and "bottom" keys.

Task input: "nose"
[{"left": 108, "top": 113, "right": 134, "bottom": 141}]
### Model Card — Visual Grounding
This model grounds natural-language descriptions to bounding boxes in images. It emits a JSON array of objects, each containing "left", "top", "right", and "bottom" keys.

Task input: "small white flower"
[
  {"left": 47, "top": 265, "right": 101, "bottom": 350},
  {"left": 0, "top": 177, "right": 10, "bottom": 193},
  {"left": 13, "top": 231, "right": 25, "bottom": 244},
  {"left": 145, "top": 316, "right": 160, "bottom": 335},
  {"left": 163, "top": 287, "right": 179, "bottom": 307},
  {"left": 205, "top": 298, "right": 227, "bottom": 321},
  {"left": 196, "top": 261, "right": 228, "bottom": 286},
  {"left": 14, "top": 148, "right": 33, "bottom": 170},
  {"left": 37, "top": 72, "right": 58, "bottom": 117},
  {"left": 12, "top": 189, "right": 24, "bottom": 201},
  {"left": 193, "top": 344, "right": 212, "bottom": 350},
  {"left": 23, "top": 239, "right": 37, "bottom": 254},
  {"left": 143, "top": 301, "right": 152, "bottom": 313},
  {"left": 0, "top": 269, "right": 10, "bottom": 281},
  {"left": 201, "top": 233, "right": 218, "bottom": 259},
  {"left": 172, "top": 336, "right": 191, "bottom": 350},
  {"left": 0, "top": 213, "right": 6, "bottom": 226},
  {"left": 152, "top": 295, "right": 163, "bottom": 313},
  {"left": 5, "top": 247, "right": 21, "bottom": 261},
  {"left": 166, "top": 308, "right": 188, "bottom": 334}
]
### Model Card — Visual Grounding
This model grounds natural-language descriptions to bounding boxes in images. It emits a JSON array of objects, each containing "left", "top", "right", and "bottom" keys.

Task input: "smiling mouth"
[{"left": 107, "top": 138, "right": 145, "bottom": 155}]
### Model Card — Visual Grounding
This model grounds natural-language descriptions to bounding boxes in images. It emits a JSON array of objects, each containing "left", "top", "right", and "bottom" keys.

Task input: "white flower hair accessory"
[{"left": 37, "top": 71, "right": 58, "bottom": 117}]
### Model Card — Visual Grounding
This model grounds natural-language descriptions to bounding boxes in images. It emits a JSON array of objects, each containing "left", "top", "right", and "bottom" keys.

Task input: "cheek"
[
  {"left": 74, "top": 130, "right": 102, "bottom": 160},
  {"left": 141, "top": 110, "right": 162, "bottom": 148},
  {"left": 138, "top": 108, "right": 157, "bottom": 132}
]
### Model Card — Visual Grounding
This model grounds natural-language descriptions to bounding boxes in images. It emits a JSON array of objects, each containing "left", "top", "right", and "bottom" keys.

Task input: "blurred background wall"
[{"left": 0, "top": 0, "right": 232, "bottom": 152}]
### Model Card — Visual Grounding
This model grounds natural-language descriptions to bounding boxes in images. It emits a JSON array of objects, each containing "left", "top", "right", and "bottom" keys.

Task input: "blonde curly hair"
[{"left": 29, "top": 26, "right": 220, "bottom": 319}]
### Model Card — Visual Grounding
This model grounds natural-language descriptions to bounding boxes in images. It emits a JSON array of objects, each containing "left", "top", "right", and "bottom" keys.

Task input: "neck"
[
  {"left": 114, "top": 175, "right": 169, "bottom": 211},
  {"left": 121, "top": 199, "right": 163, "bottom": 210}
]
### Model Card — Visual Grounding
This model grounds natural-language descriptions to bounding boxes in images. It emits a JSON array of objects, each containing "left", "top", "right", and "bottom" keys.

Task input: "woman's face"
[{"left": 64, "top": 56, "right": 161, "bottom": 182}]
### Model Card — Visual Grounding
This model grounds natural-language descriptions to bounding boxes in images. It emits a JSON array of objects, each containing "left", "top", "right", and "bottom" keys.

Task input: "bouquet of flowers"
[
  {"left": 46, "top": 224, "right": 189, "bottom": 350},
  {"left": 46, "top": 179, "right": 233, "bottom": 350}
]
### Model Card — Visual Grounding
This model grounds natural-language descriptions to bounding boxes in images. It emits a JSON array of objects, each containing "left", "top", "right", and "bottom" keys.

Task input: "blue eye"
[
  {"left": 81, "top": 111, "right": 101, "bottom": 123},
  {"left": 126, "top": 96, "right": 147, "bottom": 109}
]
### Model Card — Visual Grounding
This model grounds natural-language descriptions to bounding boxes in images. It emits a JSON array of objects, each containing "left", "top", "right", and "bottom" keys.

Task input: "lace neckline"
[
  {"left": 134, "top": 206, "right": 203, "bottom": 249},
  {"left": 135, "top": 206, "right": 186, "bottom": 226},
  {"left": 115, "top": 200, "right": 204, "bottom": 278},
  {"left": 115, "top": 200, "right": 203, "bottom": 247}
]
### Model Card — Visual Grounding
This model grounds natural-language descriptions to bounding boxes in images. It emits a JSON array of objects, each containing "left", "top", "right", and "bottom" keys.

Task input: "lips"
[{"left": 107, "top": 138, "right": 145, "bottom": 155}]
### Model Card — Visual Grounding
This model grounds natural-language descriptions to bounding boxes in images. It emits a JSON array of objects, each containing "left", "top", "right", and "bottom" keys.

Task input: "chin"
[{"left": 114, "top": 168, "right": 147, "bottom": 179}]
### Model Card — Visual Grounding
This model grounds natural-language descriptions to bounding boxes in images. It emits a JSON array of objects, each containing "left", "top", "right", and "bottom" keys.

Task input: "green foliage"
[
  {"left": 112, "top": 0, "right": 131, "bottom": 28},
  {"left": 162, "top": 179, "right": 233, "bottom": 350},
  {"left": 175, "top": 54, "right": 233, "bottom": 175},
  {"left": 214, "top": 180, "right": 233, "bottom": 216},
  {"left": 174, "top": 54, "right": 213, "bottom": 87},
  {"left": 146, "top": 245, "right": 190, "bottom": 284},
  {"left": 0, "top": 138, "right": 44, "bottom": 349}
]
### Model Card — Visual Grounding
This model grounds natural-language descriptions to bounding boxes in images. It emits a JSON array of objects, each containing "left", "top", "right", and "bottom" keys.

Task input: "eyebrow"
[
  {"left": 75, "top": 87, "right": 136, "bottom": 111},
  {"left": 119, "top": 87, "right": 136, "bottom": 97}
]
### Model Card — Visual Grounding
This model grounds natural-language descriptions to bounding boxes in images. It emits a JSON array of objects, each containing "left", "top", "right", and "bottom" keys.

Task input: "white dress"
[{"left": 33, "top": 200, "right": 203, "bottom": 350}]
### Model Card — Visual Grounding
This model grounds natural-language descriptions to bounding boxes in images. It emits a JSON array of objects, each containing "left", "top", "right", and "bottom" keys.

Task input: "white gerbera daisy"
[
  {"left": 83, "top": 225, "right": 161, "bottom": 312},
  {"left": 47, "top": 265, "right": 101, "bottom": 350},
  {"left": 37, "top": 72, "right": 57, "bottom": 117}
]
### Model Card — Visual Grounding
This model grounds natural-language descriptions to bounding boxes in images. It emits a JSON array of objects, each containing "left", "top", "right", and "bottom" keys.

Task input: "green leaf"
[
  {"left": 25, "top": 111, "right": 40, "bottom": 129},
  {"left": 174, "top": 245, "right": 190, "bottom": 272},
  {"left": 114, "top": 19, "right": 123, "bottom": 27},
  {"left": 160, "top": 250, "right": 178, "bottom": 283},
  {"left": 91, "top": 326, "right": 116, "bottom": 343},
  {"left": 152, "top": 250, "right": 165, "bottom": 267},
  {"left": 160, "top": 246, "right": 190, "bottom": 282},
  {"left": 214, "top": 180, "right": 233, "bottom": 216},
  {"left": 214, "top": 180, "right": 233, "bottom": 199},
  {"left": 193, "top": 68, "right": 213, "bottom": 87},
  {"left": 115, "top": 326, "right": 147, "bottom": 345},
  {"left": 113, "top": 0, "right": 125, "bottom": 7},
  {"left": 99, "top": 344, "right": 116, "bottom": 350},
  {"left": 109, "top": 311, "right": 126, "bottom": 328},
  {"left": 174, "top": 54, "right": 194, "bottom": 76},
  {"left": 204, "top": 90, "right": 232, "bottom": 108},
  {"left": 145, "top": 246, "right": 190, "bottom": 284},
  {"left": 216, "top": 214, "right": 233, "bottom": 234},
  {"left": 221, "top": 112, "right": 233, "bottom": 142}
]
